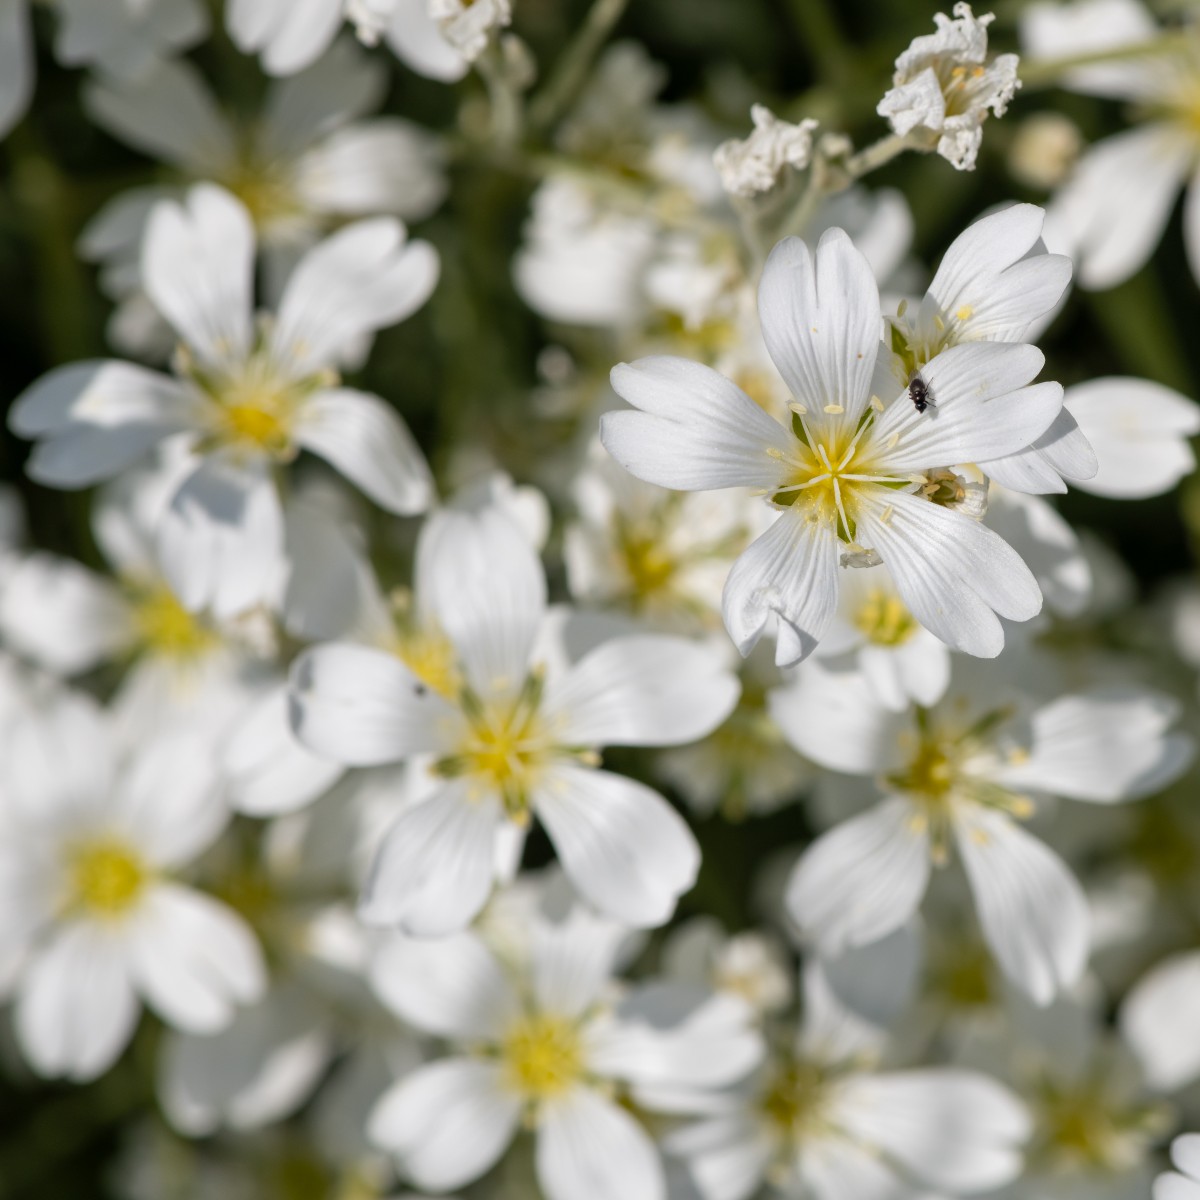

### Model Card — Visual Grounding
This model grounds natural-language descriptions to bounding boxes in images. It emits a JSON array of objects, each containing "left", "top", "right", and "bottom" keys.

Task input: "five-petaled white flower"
[
  {"left": 10, "top": 184, "right": 438, "bottom": 618},
  {"left": 601, "top": 228, "right": 1065, "bottom": 664},
  {"left": 289, "top": 503, "right": 739, "bottom": 934}
]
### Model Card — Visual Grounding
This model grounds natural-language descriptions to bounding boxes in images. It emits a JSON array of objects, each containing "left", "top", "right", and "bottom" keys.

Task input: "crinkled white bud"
[
  {"left": 345, "top": 0, "right": 397, "bottom": 46},
  {"left": 429, "top": 0, "right": 512, "bottom": 62},
  {"left": 713, "top": 105, "right": 819, "bottom": 197},
  {"left": 878, "top": 2, "right": 1020, "bottom": 171}
]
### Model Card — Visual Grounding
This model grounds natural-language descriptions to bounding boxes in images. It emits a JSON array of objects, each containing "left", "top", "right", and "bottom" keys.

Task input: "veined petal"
[
  {"left": 368, "top": 1059, "right": 521, "bottom": 1191},
  {"left": 537, "top": 1087, "right": 665, "bottom": 1200},
  {"left": 722, "top": 510, "right": 839, "bottom": 666},
  {"left": 867, "top": 343, "right": 1060, "bottom": 471},
  {"left": 544, "top": 634, "right": 739, "bottom": 748},
  {"left": 15, "top": 922, "right": 139, "bottom": 1081},
  {"left": 127, "top": 884, "right": 266, "bottom": 1033},
  {"left": 1064, "top": 377, "right": 1200, "bottom": 498},
  {"left": 358, "top": 782, "right": 502, "bottom": 935},
  {"left": 786, "top": 797, "right": 931, "bottom": 955},
  {"left": 369, "top": 930, "right": 518, "bottom": 1040},
  {"left": 925, "top": 203, "right": 1072, "bottom": 343},
  {"left": 980, "top": 409, "right": 1099, "bottom": 495},
  {"left": 856, "top": 489, "right": 1041, "bottom": 658},
  {"left": 532, "top": 906, "right": 628, "bottom": 1021},
  {"left": 294, "top": 388, "right": 434, "bottom": 515},
  {"left": 143, "top": 184, "right": 255, "bottom": 369},
  {"left": 832, "top": 1069, "right": 1030, "bottom": 1193},
  {"left": 953, "top": 805, "right": 1088, "bottom": 1006},
  {"left": 536, "top": 766, "right": 699, "bottom": 929},
  {"left": 289, "top": 642, "right": 458, "bottom": 765},
  {"left": 757, "top": 230, "right": 881, "bottom": 439},
  {"left": 1047, "top": 123, "right": 1193, "bottom": 291},
  {"left": 602, "top": 357, "right": 792, "bottom": 491},
  {"left": 994, "top": 688, "right": 1192, "bottom": 803},
  {"left": 271, "top": 218, "right": 439, "bottom": 377}
]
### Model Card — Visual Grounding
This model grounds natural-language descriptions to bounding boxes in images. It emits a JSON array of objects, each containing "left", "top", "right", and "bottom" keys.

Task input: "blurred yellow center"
[
  {"left": 132, "top": 585, "right": 217, "bottom": 660},
  {"left": 501, "top": 1013, "right": 584, "bottom": 1099},
  {"left": 69, "top": 840, "right": 146, "bottom": 916},
  {"left": 394, "top": 627, "right": 462, "bottom": 699},
  {"left": 621, "top": 534, "right": 677, "bottom": 601},
  {"left": 1038, "top": 1082, "right": 1171, "bottom": 1174},
  {"left": 761, "top": 1061, "right": 826, "bottom": 1136},
  {"left": 853, "top": 588, "right": 919, "bottom": 646}
]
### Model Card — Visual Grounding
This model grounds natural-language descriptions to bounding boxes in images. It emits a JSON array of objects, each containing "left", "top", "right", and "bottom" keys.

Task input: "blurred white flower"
[
  {"left": 714, "top": 105, "right": 819, "bottom": 198},
  {"left": 1121, "top": 950, "right": 1200, "bottom": 1092},
  {"left": 662, "top": 916, "right": 794, "bottom": 1016},
  {"left": 602, "top": 229, "right": 1064, "bottom": 664},
  {"left": 11, "top": 184, "right": 437, "bottom": 618},
  {"left": 0, "top": 692, "right": 265, "bottom": 1080},
  {"left": 367, "top": 898, "right": 762, "bottom": 1199},
  {"left": 1157, "top": 1135, "right": 1200, "bottom": 1199},
  {"left": 878, "top": 2, "right": 1020, "bottom": 171},
  {"left": 290, "top": 503, "right": 739, "bottom": 933},
  {"left": 774, "top": 659, "right": 1192, "bottom": 1003}
]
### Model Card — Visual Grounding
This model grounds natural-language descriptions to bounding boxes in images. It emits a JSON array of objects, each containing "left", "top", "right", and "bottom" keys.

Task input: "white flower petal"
[
  {"left": 722, "top": 510, "right": 840, "bottom": 665},
  {"left": 224, "top": 686, "right": 345, "bottom": 816},
  {"left": 294, "top": 388, "right": 433, "bottom": 515},
  {"left": 833, "top": 1068, "right": 1030, "bottom": 1193},
  {"left": 954, "top": 805, "right": 1088, "bottom": 1006},
  {"left": 757, "top": 230, "right": 881, "bottom": 438},
  {"left": 16, "top": 923, "right": 139, "bottom": 1081},
  {"left": 369, "top": 930, "right": 518, "bottom": 1040},
  {"left": 1048, "top": 124, "right": 1193, "bottom": 290},
  {"left": 786, "top": 797, "right": 931, "bottom": 955},
  {"left": 537, "top": 1087, "right": 665, "bottom": 1200},
  {"left": 1121, "top": 951, "right": 1200, "bottom": 1092},
  {"left": 532, "top": 906, "right": 628, "bottom": 1020},
  {"left": 1172, "top": 1135, "right": 1200, "bottom": 1181},
  {"left": 1158, "top": 1173, "right": 1200, "bottom": 1200},
  {"left": 1064, "top": 377, "right": 1200, "bottom": 498},
  {"left": 0, "top": 0, "right": 32, "bottom": 138},
  {"left": 289, "top": 642, "right": 458, "bottom": 765},
  {"left": 156, "top": 458, "right": 285, "bottom": 619},
  {"left": 369, "top": 1059, "right": 521, "bottom": 1191},
  {"left": 143, "top": 184, "right": 255, "bottom": 368},
  {"left": 536, "top": 766, "right": 699, "bottom": 929},
  {"left": 358, "top": 783, "right": 502, "bottom": 935},
  {"left": 545, "top": 634, "right": 738, "bottom": 748},
  {"left": 796, "top": 1132, "right": 907, "bottom": 1200},
  {"left": 128, "top": 883, "right": 266, "bottom": 1033},
  {"left": 227, "top": 0, "right": 342, "bottom": 75},
  {"left": 602, "top": 357, "right": 791, "bottom": 491},
  {"left": 271, "top": 218, "right": 439, "bottom": 377},
  {"left": 386, "top": 0, "right": 469, "bottom": 81},
  {"left": 856, "top": 488, "right": 1041, "bottom": 658}
]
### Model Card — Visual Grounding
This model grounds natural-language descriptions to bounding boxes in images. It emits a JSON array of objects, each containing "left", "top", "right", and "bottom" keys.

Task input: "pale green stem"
[
  {"left": 528, "top": 0, "right": 632, "bottom": 134},
  {"left": 477, "top": 44, "right": 525, "bottom": 150}
]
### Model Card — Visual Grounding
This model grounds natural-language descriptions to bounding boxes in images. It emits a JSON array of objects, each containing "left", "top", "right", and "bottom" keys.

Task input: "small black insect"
[{"left": 908, "top": 374, "right": 936, "bottom": 415}]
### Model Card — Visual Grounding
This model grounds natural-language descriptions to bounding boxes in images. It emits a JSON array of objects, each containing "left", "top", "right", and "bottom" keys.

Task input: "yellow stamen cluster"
[
  {"left": 501, "top": 1012, "right": 585, "bottom": 1100},
  {"left": 131, "top": 583, "right": 218, "bottom": 661},
  {"left": 760, "top": 1059, "right": 828, "bottom": 1141},
  {"left": 1036, "top": 1078, "right": 1172, "bottom": 1175},
  {"left": 67, "top": 840, "right": 146, "bottom": 917},
  {"left": 853, "top": 588, "right": 919, "bottom": 647}
]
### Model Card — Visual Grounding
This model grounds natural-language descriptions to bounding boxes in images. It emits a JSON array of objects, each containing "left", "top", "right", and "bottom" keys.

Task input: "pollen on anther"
[
  {"left": 880, "top": 505, "right": 894, "bottom": 524},
  {"left": 789, "top": 402, "right": 808, "bottom": 415},
  {"left": 886, "top": 433, "right": 900, "bottom": 449},
  {"left": 766, "top": 447, "right": 784, "bottom": 459},
  {"left": 823, "top": 404, "right": 844, "bottom": 415},
  {"left": 956, "top": 304, "right": 974, "bottom": 322},
  {"left": 869, "top": 395, "right": 884, "bottom": 412},
  {"left": 933, "top": 315, "right": 945, "bottom": 332}
]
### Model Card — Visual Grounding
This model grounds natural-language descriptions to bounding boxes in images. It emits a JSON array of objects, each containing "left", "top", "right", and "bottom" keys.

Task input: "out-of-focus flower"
[
  {"left": 367, "top": 897, "right": 762, "bottom": 1198},
  {"left": 1024, "top": 0, "right": 1200, "bottom": 288},
  {"left": 878, "top": 2, "right": 1020, "bottom": 171},
  {"left": 290, "top": 503, "right": 739, "bottom": 933},
  {"left": 1157, "top": 1135, "right": 1200, "bottom": 1199},
  {"left": 713, "top": 105, "right": 819, "bottom": 198},
  {"left": 0, "top": 692, "right": 266, "bottom": 1080},
  {"left": 775, "top": 659, "right": 1192, "bottom": 1003},
  {"left": 1008, "top": 111, "right": 1084, "bottom": 189},
  {"left": 11, "top": 185, "right": 437, "bottom": 618},
  {"left": 602, "top": 229, "right": 1065, "bottom": 664}
]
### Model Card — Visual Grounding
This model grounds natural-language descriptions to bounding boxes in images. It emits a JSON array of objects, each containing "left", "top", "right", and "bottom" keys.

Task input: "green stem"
[
  {"left": 527, "top": 0, "right": 631, "bottom": 134},
  {"left": 783, "top": 0, "right": 853, "bottom": 88}
]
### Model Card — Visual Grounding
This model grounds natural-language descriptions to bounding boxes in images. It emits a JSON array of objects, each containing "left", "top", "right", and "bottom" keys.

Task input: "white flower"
[
  {"left": 878, "top": 2, "right": 1020, "bottom": 171},
  {"left": 661, "top": 965, "right": 1030, "bottom": 1200},
  {"left": 1026, "top": 0, "right": 1200, "bottom": 288},
  {"left": 10, "top": 184, "right": 437, "bottom": 618},
  {"left": 0, "top": 692, "right": 266, "bottom": 1080},
  {"left": 1121, "top": 950, "right": 1200, "bottom": 1092},
  {"left": 601, "top": 229, "right": 1064, "bottom": 664},
  {"left": 427, "top": 0, "right": 510, "bottom": 62},
  {"left": 367, "top": 900, "right": 762, "bottom": 1199},
  {"left": 289, "top": 504, "right": 739, "bottom": 933},
  {"left": 1061, "top": 377, "right": 1200, "bottom": 498},
  {"left": 662, "top": 917, "right": 793, "bottom": 1016},
  {"left": 1157, "top": 1135, "right": 1200, "bottom": 1200},
  {"left": 774, "top": 660, "right": 1192, "bottom": 1003},
  {"left": 713, "top": 105, "right": 819, "bottom": 198}
]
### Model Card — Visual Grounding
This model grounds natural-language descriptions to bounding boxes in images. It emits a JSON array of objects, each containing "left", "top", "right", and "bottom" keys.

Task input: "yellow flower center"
[
  {"left": 394, "top": 628, "right": 462, "bottom": 699},
  {"left": 131, "top": 583, "right": 218, "bottom": 660},
  {"left": 215, "top": 376, "right": 295, "bottom": 454},
  {"left": 760, "top": 1060, "right": 828, "bottom": 1139},
  {"left": 1036, "top": 1080, "right": 1172, "bottom": 1175},
  {"left": 68, "top": 840, "right": 146, "bottom": 917},
  {"left": 220, "top": 153, "right": 302, "bottom": 230},
  {"left": 501, "top": 1013, "right": 584, "bottom": 1100},
  {"left": 853, "top": 588, "right": 919, "bottom": 646},
  {"left": 620, "top": 533, "right": 678, "bottom": 603}
]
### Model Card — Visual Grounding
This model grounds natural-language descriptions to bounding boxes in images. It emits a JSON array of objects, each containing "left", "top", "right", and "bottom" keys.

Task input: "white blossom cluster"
[{"left": 1, "top": 1, "right": 1200, "bottom": 1198}]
